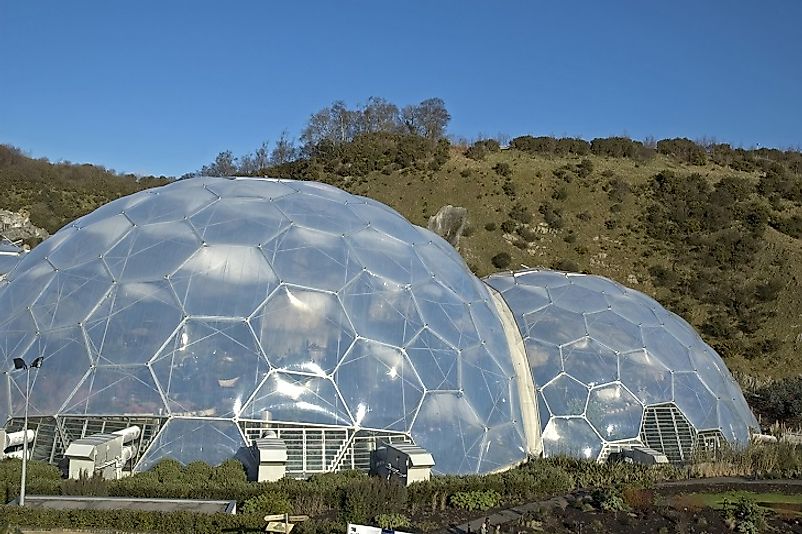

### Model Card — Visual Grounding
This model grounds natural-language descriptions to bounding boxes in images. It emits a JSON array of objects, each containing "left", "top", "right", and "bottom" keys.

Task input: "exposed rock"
[
  {"left": 627, "top": 274, "right": 639, "bottom": 285},
  {"left": 0, "top": 209, "right": 48, "bottom": 243},
  {"left": 427, "top": 205, "right": 468, "bottom": 247}
]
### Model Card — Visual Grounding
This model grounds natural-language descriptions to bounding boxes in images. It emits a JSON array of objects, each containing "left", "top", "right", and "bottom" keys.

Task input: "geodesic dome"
[
  {"left": 0, "top": 177, "right": 534, "bottom": 475},
  {"left": 484, "top": 269, "right": 759, "bottom": 462},
  {"left": 0, "top": 239, "right": 25, "bottom": 278}
]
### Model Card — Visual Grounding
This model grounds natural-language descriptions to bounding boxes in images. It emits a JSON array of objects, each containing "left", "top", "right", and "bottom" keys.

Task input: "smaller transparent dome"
[{"left": 484, "top": 269, "right": 759, "bottom": 462}]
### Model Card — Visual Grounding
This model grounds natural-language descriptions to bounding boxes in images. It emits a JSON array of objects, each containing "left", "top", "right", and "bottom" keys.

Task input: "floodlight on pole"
[{"left": 12, "top": 355, "right": 43, "bottom": 507}]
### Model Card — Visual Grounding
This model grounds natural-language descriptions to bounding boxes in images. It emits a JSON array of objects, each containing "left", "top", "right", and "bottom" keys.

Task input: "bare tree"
[
  {"left": 200, "top": 150, "right": 237, "bottom": 176},
  {"left": 402, "top": 98, "right": 450, "bottom": 140},
  {"left": 270, "top": 130, "right": 298, "bottom": 165}
]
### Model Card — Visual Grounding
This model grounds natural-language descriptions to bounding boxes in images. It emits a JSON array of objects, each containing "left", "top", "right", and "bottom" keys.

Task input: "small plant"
[
  {"left": 484, "top": 222, "right": 497, "bottom": 231},
  {"left": 721, "top": 496, "right": 766, "bottom": 534},
  {"left": 449, "top": 489, "right": 501, "bottom": 511},
  {"left": 374, "top": 513, "right": 411, "bottom": 530},
  {"left": 493, "top": 162, "right": 512, "bottom": 177},
  {"left": 591, "top": 487, "right": 629, "bottom": 512}
]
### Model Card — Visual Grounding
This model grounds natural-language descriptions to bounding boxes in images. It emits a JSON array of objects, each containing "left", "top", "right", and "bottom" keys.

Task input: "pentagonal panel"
[
  {"left": 170, "top": 245, "right": 278, "bottom": 317},
  {"left": 406, "top": 329, "right": 459, "bottom": 390},
  {"left": 15, "top": 326, "right": 91, "bottom": 416},
  {"left": 335, "top": 339, "right": 423, "bottom": 431},
  {"left": 461, "top": 344, "right": 513, "bottom": 426},
  {"left": 562, "top": 337, "right": 618, "bottom": 386},
  {"left": 31, "top": 260, "right": 112, "bottom": 330},
  {"left": 240, "top": 371, "right": 351, "bottom": 425},
  {"left": 411, "top": 392, "right": 485, "bottom": 475},
  {"left": 619, "top": 349, "right": 673, "bottom": 404},
  {"left": 642, "top": 327, "right": 694, "bottom": 372},
  {"left": 523, "top": 338, "right": 562, "bottom": 385},
  {"left": 104, "top": 222, "right": 202, "bottom": 282},
  {"left": 190, "top": 198, "right": 290, "bottom": 246},
  {"left": 586, "top": 383, "right": 643, "bottom": 441},
  {"left": 85, "top": 281, "right": 183, "bottom": 365},
  {"left": 525, "top": 305, "right": 586, "bottom": 346},
  {"left": 204, "top": 178, "right": 296, "bottom": 200},
  {"left": 151, "top": 320, "right": 268, "bottom": 417},
  {"left": 254, "top": 286, "right": 354, "bottom": 374},
  {"left": 48, "top": 214, "right": 133, "bottom": 269},
  {"left": 541, "top": 374, "right": 588, "bottom": 416},
  {"left": 542, "top": 417, "right": 603, "bottom": 460},
  {"left": 586, "top": 310, "right": 643, "bottom": 352},
  {"left": 273, "top": 194, "right": 369, "bottom": 235},
  {"left": 673, "top": 372, "right": 719, "bottom": 430},
  {"left": 549, "top": 284, "right": 609, "bottom": 314},
  {"left": 263, "top": 227, "right": 360, "bottom": 292},
  {"left": 62, "top": 365, "right": 165, "bottom": 415},
  {"left": 340, "top": 272, "right": 422, "bottom": 346},
  {"left": 347, "top": 228, "right": 430, "bottom": 285},
  {"left": 125, "top": 188, "right": 218, "bottom": 225},
  {"left": 413, "top": 281, "right": 479, "bottom": 350},
  {"left": 135, "top": 418, "right": 246, "bottom": 472}
]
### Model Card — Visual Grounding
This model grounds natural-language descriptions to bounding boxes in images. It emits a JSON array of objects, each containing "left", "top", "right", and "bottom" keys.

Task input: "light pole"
[{"left": 12, "top": 356, "right": 43, "bottom": 507}]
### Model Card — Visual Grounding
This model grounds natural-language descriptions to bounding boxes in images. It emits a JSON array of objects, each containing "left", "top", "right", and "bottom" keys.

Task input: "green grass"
[{"left": 674, "top": 491, "right": 802, "bottom": 515}]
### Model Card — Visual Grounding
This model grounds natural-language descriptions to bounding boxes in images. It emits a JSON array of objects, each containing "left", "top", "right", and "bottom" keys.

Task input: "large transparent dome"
[
  {"left": 0, "top": 240, "right": 25, "bottom": 278},
  {"left": 0, "top": 177, "right": 531, "bottom": 475},
  {"left": 484, "top": 269, "right": 758, "bottom": 462}
]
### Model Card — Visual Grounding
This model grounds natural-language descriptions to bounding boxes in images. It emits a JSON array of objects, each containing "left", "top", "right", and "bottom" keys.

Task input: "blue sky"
[{"left": 1, "top": 1, "right": 801, "bottom": 177}]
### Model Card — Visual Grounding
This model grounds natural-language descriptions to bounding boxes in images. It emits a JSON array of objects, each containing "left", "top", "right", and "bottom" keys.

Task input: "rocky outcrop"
[
  {"left": 427, "top": 205, "right": 468, "bottom": 247},
  {"left": 0, "top": 209, "right": 48, "bottom": 243}
]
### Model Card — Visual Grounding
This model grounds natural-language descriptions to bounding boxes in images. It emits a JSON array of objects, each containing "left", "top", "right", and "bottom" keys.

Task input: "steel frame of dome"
[
  {"left": 484, "top": 269, "right": 759, "bottom": 462},
  {"left": 0, "top": 177, "right": 538, "bottom": 476}
]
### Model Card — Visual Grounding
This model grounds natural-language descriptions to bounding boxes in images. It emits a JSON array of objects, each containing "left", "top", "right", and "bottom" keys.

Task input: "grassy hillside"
[{"left": 2, "top": 141, "right": 801, "bottom": 381}]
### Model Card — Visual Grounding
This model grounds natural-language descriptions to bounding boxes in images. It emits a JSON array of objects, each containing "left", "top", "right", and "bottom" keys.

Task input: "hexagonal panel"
[
  {"left": 406, "top": 329, "right": 459, "bottom": 390},
  {"left": 104, "top": 221, "right": 202, "bottom": 283},
  {"left": 204, "top": 178, "right": 296, "bottom": 200},
  {"left": 717, "top": 399, "right": 750, "bottom": 445},
  {"left": 542, "top": 417, "right": 603, "bottom": 460},
  {"left": 85, "top": 281, "right": 183, "bottom": 365},
  {"left": 0, "top": 311, "right": 37, "bottom": 364},
  {"left": 0, "top": 260, "right": 55, "bottom": 312},
  {"left": 549, "top": 284, "right": 609, "bottom": 314},
  {"left": 254, "top": 286, "right": 354, "bottom": 374},
  {"left": 31, "top": 261, "right": 112, "bottom": 330},
  {"left": 151, "top": 319, "right": 268, "bottom": 417},
  {"left": 604, "top": 290, "right": 662, "bottom": 327},
  {"left": 190, "top": 198, "right": 291, "bottom": 247},
  {"left": 498, "top": 284, "right": 551, "bottom": 327},
  {"left": 240, "top": 371, "right": 351, "bottom": 425},
  {"left": 619, "top": 349, "right": 673, "bottom": 404},
  {"left": 562, "top": 337, "right": 618, "bottom": 386},
  {"left": 414, "top": 240, "right": 483, "bottom": 298},
  {"left": 15, "top": 326, "right": 91, "bottom": 416},
  {"left": 642, "top": 326, "right": 694, "bottom": 372},
  {"left": 468, "top": 300, "right": 515, "bottom": 375},
  {"left": 335, "top": 339, "right": 423, "bottom": 431},
  {"left": 412, "top": 281, "right": 479, "bottom": 350},
  {"left": 586, "top": 383, "right": 643, "bottom": 441},
  {"left": 347, "top": 228, "right": 430, "bottom": 285},
  {"left": 525, "top": 304, "right": 586, "bottom": 346},
  {"left": 170, "top": 245, "right": 278, "bottom": 317},
  {"left": 461, "top": 344, "right": 514, "bottom": 426},
  {"left": 273, "top": 194, "right": 369, "bottom": 235},
  {"left": 134, "top": 418, "right": 246, "bottom": 472},
  {"left": 411, "top": 392, "right": 485, "bottom": 475},
  {"left": 673, "top": 372, "right": 719, "bottom": 430},
  {"left": 586, "top": 310, "right": 643, "bottom": 352},
  {"left": 263, "top": 227, "right": 361, "bottom": 292},
  {"left": 541, "top": 374, "right": 588, "bottom": 416},
  {"left": 478, "top": 422, "right": 527, "bottom": 474},
  {"left": 125, "top": 188, "right": 218, "bottom": 226},
  {"left": 62, "top": 365, "right": 165, "bottom": 415},
  {"left": 48, "top": 214, "right": 133, "bottom": 270},
  {"left": 348, "top": 201, "right": 425, "bottom": 244},
  {"left": 688, "top": 345, "right": 729, "bottom": 394},
  {"left": 340, "top": 272, "right": 422, "bottom": 346}
]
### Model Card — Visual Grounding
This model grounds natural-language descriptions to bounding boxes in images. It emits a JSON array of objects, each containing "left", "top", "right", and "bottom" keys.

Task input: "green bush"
[
  {"left": 721, "top": 496, "right": 766, "bottom": 534},
  {"left": 243, "top": 490, "right": 293, "bottom": 515},
  {"left": 493, "top": 162, "right": 512, "bottom": 177},
  {"left": 375, "top": 512, "right": 411, "bottom": 529},
  {"left": 484, "top": 222, "right": 497, "bottom": 231},
  {"left": 509, "top": 203, "right": 532, "bottom": 223},
  {"left": 491, "top": 252, "right": 512, "bottom": 269},
  {"left": 449, "top": 489, "right": 501, "bottom": 511}
]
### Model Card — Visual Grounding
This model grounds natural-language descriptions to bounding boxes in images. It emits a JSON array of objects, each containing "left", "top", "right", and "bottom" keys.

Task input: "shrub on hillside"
[
  {"left": 493, "top": 162, "right": 512, "bottom": 177},
  {"left": 491, "top": 252, "right": 512, "bottom": 269}
]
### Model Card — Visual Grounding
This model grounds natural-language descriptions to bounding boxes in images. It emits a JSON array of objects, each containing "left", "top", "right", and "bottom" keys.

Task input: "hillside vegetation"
[{"left": 2, "top": 130, "right": 802, "bottom": 382}]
